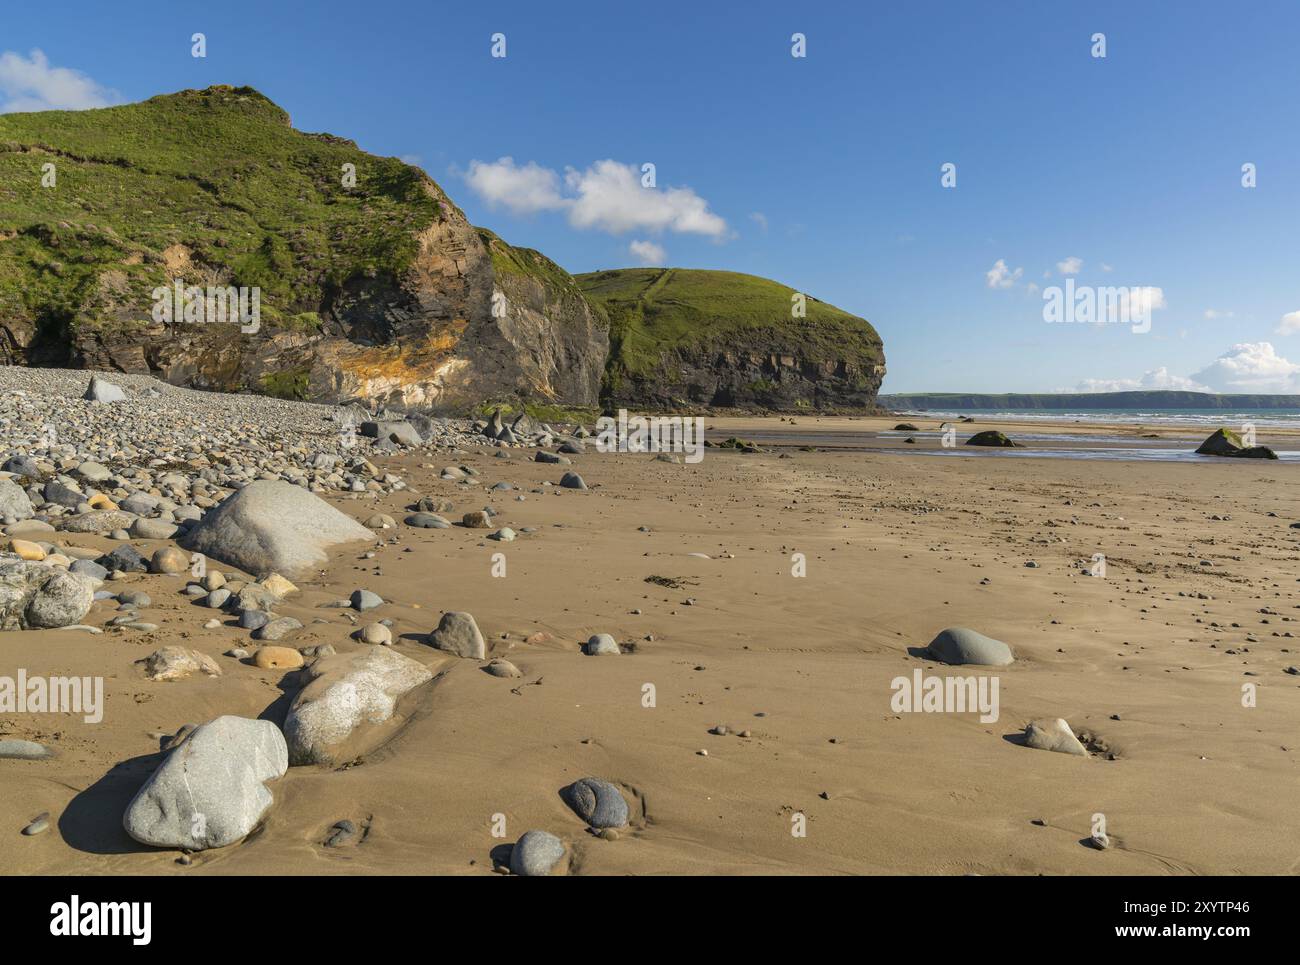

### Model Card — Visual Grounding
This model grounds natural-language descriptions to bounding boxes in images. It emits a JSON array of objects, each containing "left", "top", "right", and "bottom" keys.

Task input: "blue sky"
[{"left": 3, "top": 0, "right": 1299, "bottom": 393}]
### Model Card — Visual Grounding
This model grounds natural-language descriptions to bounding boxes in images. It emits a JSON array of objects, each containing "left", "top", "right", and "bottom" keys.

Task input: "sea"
[{"left": 899, "top": 407, "right": 1300, "bottom": 429}]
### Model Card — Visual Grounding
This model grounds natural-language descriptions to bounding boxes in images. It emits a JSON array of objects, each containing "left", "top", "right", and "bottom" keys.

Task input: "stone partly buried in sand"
[
  {"left": 964, "top": 430, "right": 1023, "bottom": 448},
  {"left": 123, "top": 715, "right": 288, "bottom": 851},
  {"left": 510, "top": 830, "right": 567, "bottom": 876},
  {"left": 283, "top": 647, "right": 433, "bottom": 766},
  {"left": 1194, "top": 428, "right": 1279, "bottom": 459},
  {"left": 562, "top": 777, "right": 630, "bottom": 829},
  {"left": 0, "top": 558, "right": 94, "bottom": 630},
  {"left": 1023, "top": 718, "right": 1088, "bottom": 756},
  {"left": 181, "top": 479, "right": 374, "bottom": 579},
  {"left": 584, "top": 633, "right": 620, "bottom": 655},
  {"left": 925, "top": 627, "right": 1014, "bottom": 666},
  {"left": 143, "top": 646, "right": 222, "bottom": 681},
  {"left": 0, "top": 738, "right": 53, "bottom": 760}
]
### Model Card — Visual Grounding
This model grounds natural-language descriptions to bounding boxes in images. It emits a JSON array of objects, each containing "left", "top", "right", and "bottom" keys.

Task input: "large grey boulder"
[
  {"left": 181, "top": 480, "right": 373, "bottom": 579},
  {"left": 283, "top": 647, "right": 433, "bottom": 766},
  {"left": 562, "top": 777, "right": 629, "bottom": 829},
  {"left": 43, "top": 480, "right": 85, "bottom": 510},
  {"left": 84, "top": 375, "right": 127, "bottom": 403},
  {"left": 24, "top": 570, "right": 95, "bottom": 628},
  {"left": 2, "top": 455, "right": 43, "bottom": 480},
  {"left": 925, "top": 627, "right": 1014, "bottom": 666},
  {"left": 0, "top": 558, "right": 94, "bottom": 630},
  {"left": 0, "top": 478, "right": 34, "bottom": 520},
  {"left": 123, "top": 716, "right": 288, "bottom": 850},
  {"left": 509, "top": 830, "right": 566, "bottom": 876},
  {"left": 361, "top": 420, "right": 422, "bottom": 447},
  {"left": 428, "top": 611, "right": 485, "bottom": 659}
]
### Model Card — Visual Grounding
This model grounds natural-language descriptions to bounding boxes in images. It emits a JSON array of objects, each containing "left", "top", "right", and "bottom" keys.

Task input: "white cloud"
[
  {"left": 1057, "top": 256, "right": 1083, "bottom": 275},
  {"left": 749, "top": 211, "right": 768, "bottom": 234},
  {"left": 0, "top": 49, "right": 118, "bottom": 113},
  {"left": 1100, "top": 263, "right": 1114, "bottom": 273},
  {"left": 628, "top": 239, "right": 666, "bottom": 266},
  {"left": 1191, "top": 342, "right": 1300, "bottom": 393},
  {"left": 986, "top": 258, "right": 1023, "bottom": 289},
  {"left": 1276, "top": 310, "right": 1300, "bottom": 335},
  {"left": 1204, "top": 308, "right": 1234, "bottom": 320},
  {"left": 1113, "top": 286, "right": 1166, "bottom": 324},
  {"left": 565, "top": 160, "right": 727, "bottom": 237},
  {"left": 463, "top": 157, "right": 567, "bottom": 215},
  {"left": 463, "top": 157, "right": 727, "bottom": 238},
  {"left": 1075, "top": 366, "right": 1209, "bottom": 393}
]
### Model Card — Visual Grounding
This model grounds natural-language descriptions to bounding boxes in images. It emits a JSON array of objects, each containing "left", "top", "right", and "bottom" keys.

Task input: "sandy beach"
[{"left": 4, "top": 409, "right": 1298, "bottom": 876}]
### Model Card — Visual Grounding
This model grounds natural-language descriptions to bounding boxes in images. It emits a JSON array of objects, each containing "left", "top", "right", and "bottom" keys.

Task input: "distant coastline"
[{"left": 879, "top": 390, "right": 1300, "bottom": 410}]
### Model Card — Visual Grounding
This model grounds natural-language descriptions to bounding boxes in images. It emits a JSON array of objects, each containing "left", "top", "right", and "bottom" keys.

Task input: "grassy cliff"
[
  {"left": 577, "top": 267, "right": 885, "bottom": 409},
  {"left": 0, "top": 85, "right": 448, "bottom": 353}
]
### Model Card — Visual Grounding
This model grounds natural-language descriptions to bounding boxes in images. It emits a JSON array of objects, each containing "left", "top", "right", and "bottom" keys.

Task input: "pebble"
[
  {"left": 350, "top": 588, "right": 383, "bottom": 611},
  {"left": 21, "top": 812, "right": 51, "bottom": 836},
  {"left": 357, "top": 622, "right": 392, "bottom": 645},
  {"left": 253, "top": 645, "right": 305, "bottom": 670}
]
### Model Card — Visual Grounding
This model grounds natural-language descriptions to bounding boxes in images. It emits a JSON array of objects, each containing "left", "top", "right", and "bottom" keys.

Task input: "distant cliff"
[
  {"left": 881, "top": 391, "right": 1300, "bottom": 410},
  {"left": 578, "top": 268, "right": 885, "bottom": 411}
]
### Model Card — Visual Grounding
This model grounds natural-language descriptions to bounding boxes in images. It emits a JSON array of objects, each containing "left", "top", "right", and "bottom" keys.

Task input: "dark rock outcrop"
[{"left": 1195, "top": 429, "right": 1279, "bottom": 459}]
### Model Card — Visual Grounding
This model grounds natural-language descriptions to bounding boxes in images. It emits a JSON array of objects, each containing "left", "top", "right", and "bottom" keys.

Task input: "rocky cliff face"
[
  {"left": 0, "top": 86, "right": 607, "bottom": 411},
  {"left": 606, "top": 345, "right": 885, "bottom": 410}
]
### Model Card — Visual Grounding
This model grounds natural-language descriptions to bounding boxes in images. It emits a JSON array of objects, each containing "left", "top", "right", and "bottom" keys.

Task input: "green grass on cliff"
[
  {"left": 0, "top": 85, "right": 445, "bottom": 336},
  {"left": 576, "top": 267, "right": 883, "bottom": 388}
]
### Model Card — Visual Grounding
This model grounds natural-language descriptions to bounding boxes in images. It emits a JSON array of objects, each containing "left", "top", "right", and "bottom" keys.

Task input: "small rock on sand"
[
  {"left": 1023, "top": 718, "right": 1088, "bottom": 756},
  {"left": 562, "top": 777, "right": 629, "bottom": 829},
  {"left": 357, "top": 622, "right": 392, "bottom": 645},
  {"left": 429, "top": 611, "right": 485, "bottom": 659},
  {"left": 253, "top": 646, "right": 305, "bottom": 670},
  {"left": 144, "top": 646, "right": 222, "bottom": 681},
  {"left": 484, "top": 658, "right": 521, "bottom": 678},
  {"left": 926, "top": 627, "right": 1014, "bottom": 666},
  {"left": 509, "top": 830, "right": 566, "bottom": 876},
  {"left": 584, "top": 633, "right": 620, "bottom": 656}
]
